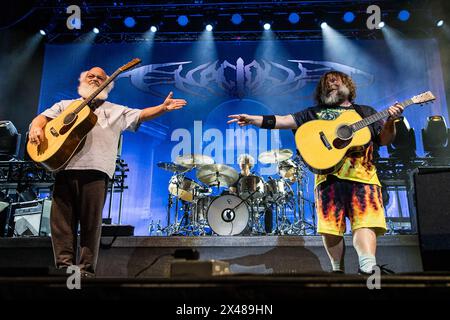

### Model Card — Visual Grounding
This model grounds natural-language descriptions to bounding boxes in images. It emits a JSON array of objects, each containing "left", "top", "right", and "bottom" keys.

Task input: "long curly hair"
[{"left": 314, "top": 71, "right": 356, "bottom": 104}]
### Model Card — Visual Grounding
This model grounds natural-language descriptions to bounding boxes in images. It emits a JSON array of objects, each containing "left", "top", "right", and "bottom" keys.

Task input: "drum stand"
[{"left": 292, "top": 177, "right": 316, "bottom": 235}]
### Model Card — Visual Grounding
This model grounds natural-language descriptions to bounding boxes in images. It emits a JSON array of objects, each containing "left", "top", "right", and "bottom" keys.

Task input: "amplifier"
[{"left": 12, "top": 199, "right": 51, "bottom": 237}]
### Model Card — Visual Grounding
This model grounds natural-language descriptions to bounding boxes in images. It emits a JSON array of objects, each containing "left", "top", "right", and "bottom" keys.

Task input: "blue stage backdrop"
[{"left": 38, "top": 39, "right": 448, "bottom": 235}]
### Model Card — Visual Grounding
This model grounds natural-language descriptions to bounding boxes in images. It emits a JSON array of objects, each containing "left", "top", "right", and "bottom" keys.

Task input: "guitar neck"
[{"left": 351, "top": 98, "right": 413, "bottom": 132}]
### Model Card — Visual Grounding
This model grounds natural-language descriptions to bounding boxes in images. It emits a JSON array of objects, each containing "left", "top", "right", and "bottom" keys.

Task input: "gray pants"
[{"left": 50, "top": 170, "right": 108, "bottom": 273}]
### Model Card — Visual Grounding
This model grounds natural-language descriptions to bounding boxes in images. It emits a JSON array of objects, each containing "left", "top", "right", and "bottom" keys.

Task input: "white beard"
[
  {"left": 321, "top": 85, "right": 350, "bottom": 106},
  {"left": 78, "top": 82, "right": 110, "bottom": 101}
]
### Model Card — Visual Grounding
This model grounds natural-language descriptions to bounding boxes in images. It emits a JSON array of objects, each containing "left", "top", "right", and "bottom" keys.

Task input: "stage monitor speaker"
[
  {"left": 11, "top": 199, "right": 51, "bottom": 237},
  {"left": 412, "top": 167, "right": 450, "bottom": 271}
]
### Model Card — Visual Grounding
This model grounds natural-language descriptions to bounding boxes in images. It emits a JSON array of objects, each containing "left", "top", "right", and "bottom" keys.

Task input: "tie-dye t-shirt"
[{"left": 291, "top": 104, "right": 384, "bottom": 188}]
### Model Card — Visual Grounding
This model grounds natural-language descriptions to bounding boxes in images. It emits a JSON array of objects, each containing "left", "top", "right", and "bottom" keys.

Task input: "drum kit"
[{"left": 155, "top": 149, "right": 316, "bottom": 236}]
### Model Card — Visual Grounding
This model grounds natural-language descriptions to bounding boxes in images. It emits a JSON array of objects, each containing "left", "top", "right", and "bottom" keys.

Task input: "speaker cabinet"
[{"left": 412, "top": 167, "right": 450, "bottom": 271}]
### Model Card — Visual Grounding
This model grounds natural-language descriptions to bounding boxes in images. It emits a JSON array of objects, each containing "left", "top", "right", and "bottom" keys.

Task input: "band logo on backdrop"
[{"left": 118, "top": 59, "right": 373, "bottom": 174}]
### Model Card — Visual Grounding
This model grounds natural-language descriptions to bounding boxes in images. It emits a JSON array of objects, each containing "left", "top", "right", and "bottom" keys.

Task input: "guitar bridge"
[
  {"left": 50, "top": 127, "right": 59, "bottom": 137},
  {"left": 319, "top": 131, "right": 332, "bottom": 150}
]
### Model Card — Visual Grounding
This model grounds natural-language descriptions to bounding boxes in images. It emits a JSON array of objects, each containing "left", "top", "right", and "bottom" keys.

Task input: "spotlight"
[
  {"left": 39, "top": 29, "right": 46, "bottom": 36},
  {"left": 422, "top": 115, "right": 450, "bottom": 157},
  {"left": 263, "top": 23, "right": 271, "bottom": 30},
  {"left": 387, "top": 117, "right": 417, "bottom": 159},
  {"left": 205, "top": 24, "right": 213, "bottom": 32},
  {"left": 288, "top": 13, "right": 300, "bottom": 24},
  {"left": 343, "top": 12, "right": 355, "bottom": 23},
  {"left": 177, "top": 15, "right": 189, "bottom": 27},
  {"left": 124, "top": 17, "right": 136, "bottom": 28},
  {"left": 150, "top": 25, "right": 157, "bottom": 33},
  {"left": 437, "top": 20, "right": 444, "bottom": 27},
  {"left": 0, "top": 121, "right": 20, "bottom": 161},
  {"left": 378, "top": 21, "right": 385, "bottom": 28},
  {"left": 398, "top": 10, "right": 410, "bottom": 22},
  {"left": 320, "top": 22, "right": 327, "bottom": 29},
  {"left": 93, "top": 27, "right": 100, "bottom": 34},
  {"left": 231, "top": 14, "right": 243, "bottom": 25}
]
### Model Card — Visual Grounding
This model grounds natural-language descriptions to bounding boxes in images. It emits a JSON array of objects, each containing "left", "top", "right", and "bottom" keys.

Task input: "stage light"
[
  {"left": 378, "top": 21, "right": 385, "bottom": 28},
  {"left": 320, "top": 22, "right": 327, "bottom": 29},
  {"left": 387, "top": 117, "right": 417, "bottom": 159},
  {"left": 263, "top": 23, "right": 271, "bottom": 30},
  {"left": 93, "top": 27, "right": 100, "bottom": 34},
  {"left": 288, "top": 13, "right": 300, "bottom": 24},
  {"left": 231, "top": 14, "right": 243, "bottom": 25},
  {"left": 205, "top": 24, "right": 213, "bottom": 32},
  {"left": 437, "top": 20, "right": 444, "bottom": 27},
  {"left": 0, "top": 121, "right": 20, "bottom": 161},
  {"left": 177, "top": 15, "right": 189, "bottom": 27},
  {"left": 343, "top": 12, "right": 355, "bottom": 23},
  {"left": 39, "top": 30, "right": 46, "bottom": 36},
  {"left": 422, "top": 115, "right": 450, "bottom": 157},
  {"left": 124, "top": 17, "right": 136, "bottom": 28},
  {"left": 398, "top": 10, "right": 410, "bottom": 22},
  {"left": 150, "top": 26, "right": 157, "bottom": 33}
]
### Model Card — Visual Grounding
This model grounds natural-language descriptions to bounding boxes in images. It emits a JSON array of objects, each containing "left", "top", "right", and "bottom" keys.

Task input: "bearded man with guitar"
[
  {"left": 28, "top": 62, "right": 187, "bottom": 277},
  {"left": 228, "top": 71, "right": 407, "bottom": 274}
]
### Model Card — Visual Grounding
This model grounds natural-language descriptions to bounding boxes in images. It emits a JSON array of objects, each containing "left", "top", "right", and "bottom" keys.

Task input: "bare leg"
[
  {"left": 322, "top": 234, "right": 345, "bottom": 272},
  {"left": 353, "top": 228, "right": 377, "bottom": 273},
  {"left": 353, "top": 228, "right": 376, "bottom": 256}
]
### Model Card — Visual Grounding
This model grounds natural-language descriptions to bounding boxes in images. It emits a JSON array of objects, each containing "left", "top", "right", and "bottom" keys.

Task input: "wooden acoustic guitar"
[
  {"left": 26, "top": 58, "right": 141, "bottom": 171},
  {"left": 295, "top": 91, "right": 436, "bottom": 174}
]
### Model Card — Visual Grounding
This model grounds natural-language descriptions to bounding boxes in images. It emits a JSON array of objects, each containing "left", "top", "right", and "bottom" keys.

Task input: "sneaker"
[{"left": 358, "top": 264, "right": 395, "bottom": 276}]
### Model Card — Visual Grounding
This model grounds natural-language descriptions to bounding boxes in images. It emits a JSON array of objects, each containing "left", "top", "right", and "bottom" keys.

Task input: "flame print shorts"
[{"left": 315, "top": 176, "right": 387, "bottom": 236}]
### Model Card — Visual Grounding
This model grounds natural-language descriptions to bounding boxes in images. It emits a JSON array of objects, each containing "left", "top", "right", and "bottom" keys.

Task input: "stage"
[{"left": 0, "top": 235, "right": 422, "bottom": 277}]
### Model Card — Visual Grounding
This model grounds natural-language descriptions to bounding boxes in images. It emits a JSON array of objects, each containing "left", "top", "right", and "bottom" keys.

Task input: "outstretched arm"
[
  {"left": 139, "top": 92, "right": 187, "bottom": 123},
  {"left": 227, "top": 114, "right": 297, "bottom": 129}
]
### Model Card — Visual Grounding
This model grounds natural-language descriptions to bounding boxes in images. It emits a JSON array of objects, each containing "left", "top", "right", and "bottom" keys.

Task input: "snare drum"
[
  {"left": 237, "top": 175, "right": 265, "bottom": 199},
  {"left": 168, "top": 176, "right": 201, "bottom": 202}
]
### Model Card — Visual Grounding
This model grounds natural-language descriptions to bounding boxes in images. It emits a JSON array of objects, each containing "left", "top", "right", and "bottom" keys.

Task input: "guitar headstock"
[
  {"left": 118, "top": 58, "right": 142, "bottom": 72},
  {"left": 411, "top": 91, "right": 436, "bottom": 105}
]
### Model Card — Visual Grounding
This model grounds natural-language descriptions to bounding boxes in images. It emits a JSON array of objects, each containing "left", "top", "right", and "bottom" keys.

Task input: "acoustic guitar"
[
  {"left": 295, "top": 91, "right": 436, "bottom": 174},
  {"left": 26, "top": 58, "right": 141, "bottom": 171}
]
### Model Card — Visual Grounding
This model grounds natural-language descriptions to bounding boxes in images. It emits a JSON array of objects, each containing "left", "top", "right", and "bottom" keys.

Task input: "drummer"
[{"left": 228, "top": 154, "right": 256, "bottom": 194}]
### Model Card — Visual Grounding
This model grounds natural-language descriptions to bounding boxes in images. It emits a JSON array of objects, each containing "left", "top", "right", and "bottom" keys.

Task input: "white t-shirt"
[{"left": 41, "top": 99, "right": 142, "bottom": 178}]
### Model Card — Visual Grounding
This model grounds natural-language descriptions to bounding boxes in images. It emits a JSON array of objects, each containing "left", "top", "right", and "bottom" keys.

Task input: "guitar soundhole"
[
  {"left": 63, "top": 113, "right": 77, "bottom": 126},
  {"left": 336, "top": 124, "right": 353, "bottom": 140}
]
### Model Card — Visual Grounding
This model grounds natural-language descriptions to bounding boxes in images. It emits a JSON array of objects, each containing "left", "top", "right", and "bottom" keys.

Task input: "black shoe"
[
  {"left": 331, "top": 270, "right": 345, "bottom": 274},
  {"left": 358, "top": 264, "right": 395, "bottom": 276}
]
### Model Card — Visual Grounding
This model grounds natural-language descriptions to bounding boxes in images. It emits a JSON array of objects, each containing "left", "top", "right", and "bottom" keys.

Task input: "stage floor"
[
  {"left": 0, "top": 235, "right": 422, "bottom": 277},
  {"left": 1, "top": 273, "right": 450, "bottom": 302}
]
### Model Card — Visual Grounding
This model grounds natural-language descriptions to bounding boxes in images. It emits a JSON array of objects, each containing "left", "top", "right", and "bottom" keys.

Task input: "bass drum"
[{"left": 206, "top": 195, "right": 250, "bottom": 236}]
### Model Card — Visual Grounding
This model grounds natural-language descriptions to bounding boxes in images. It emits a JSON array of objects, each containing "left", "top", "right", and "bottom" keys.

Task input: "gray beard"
[
  {"left": 321, "top": 85, "right": 350, "bottom": 106},
  {"left": 78, "top": 82, "right": 109, "bottom": 101}
]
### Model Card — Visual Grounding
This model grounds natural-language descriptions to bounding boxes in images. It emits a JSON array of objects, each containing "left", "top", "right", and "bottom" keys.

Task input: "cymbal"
[
  {"left": 196, "top": 164, "right": 239, "bottom": 187},
  {"left": 258, "top": 149, "right": 293, "bottom": 164},
  {"left": 157, "top": 162, "right": 189, "bottom": 173},
  {"left": 175, "top": 154, "right": 214, "bottom": 168}
]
